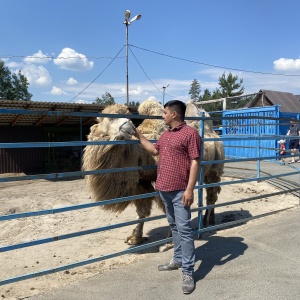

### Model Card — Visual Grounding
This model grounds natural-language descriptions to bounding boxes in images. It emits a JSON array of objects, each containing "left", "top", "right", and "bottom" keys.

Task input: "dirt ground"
[{"left": 0, "top": 175, "right": 299, "bottom": 300}]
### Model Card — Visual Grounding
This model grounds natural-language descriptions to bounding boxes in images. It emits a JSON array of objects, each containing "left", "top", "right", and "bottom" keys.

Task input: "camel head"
[
  {"left": 185, "top": 100, "right": 214, "bottom": 133},
  {"left": 89, "top": 103, "right": 135, "bottom": 141}
]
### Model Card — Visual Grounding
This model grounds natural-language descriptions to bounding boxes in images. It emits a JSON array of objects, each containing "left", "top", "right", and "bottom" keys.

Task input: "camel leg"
[
  {"left": 203, "top": 186, "right": 220, "bottom": 227},
  {"left": 159, "top": 228, "right": 174, "bottom": 252},
  {"left": 125, "top": 199, "right": 152, "bottom": 245}
]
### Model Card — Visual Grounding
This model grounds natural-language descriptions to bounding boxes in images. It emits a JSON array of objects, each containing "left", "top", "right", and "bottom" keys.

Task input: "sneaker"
[
  {"left": 158, "top": 259, "right": 182, "bottom": 271},
  {"left": 288, "top": 161, "right": 295, "bottom": 164},
  {"left": 182, "top": 273, "right": 195, "bottom": 294}
]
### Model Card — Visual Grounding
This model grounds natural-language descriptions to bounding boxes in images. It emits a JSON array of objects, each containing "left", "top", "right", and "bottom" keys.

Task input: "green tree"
[
  {"left": 11, "top": 71, "right": 32, "bottom": 101},
  {"left": 94, "top": 92, "right": 115, "bottom": 106},
  {"left": 218, "top": 72, "right": 244, "bottom": 97},
  {"left": 202, "top": 89, "right": 211, "bottom": 101},
  {"left": 128, "top": 101, "right": 140, "bottom": 107},
  {"left": 188, "top": 79, "right": 201, "bottom": 102},
  {"left": 0, "top": 60, "right": 32, "bottom": 101}
]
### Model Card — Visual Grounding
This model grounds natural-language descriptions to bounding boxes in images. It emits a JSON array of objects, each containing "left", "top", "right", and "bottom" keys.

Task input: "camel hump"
[{"left": 138, "top": 99, "right": 164, "bottom": 116}]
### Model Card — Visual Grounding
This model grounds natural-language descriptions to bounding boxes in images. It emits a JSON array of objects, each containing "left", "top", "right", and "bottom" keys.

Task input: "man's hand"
[{"left": 182, "top": 189, "right": 194, "bottom": 207}]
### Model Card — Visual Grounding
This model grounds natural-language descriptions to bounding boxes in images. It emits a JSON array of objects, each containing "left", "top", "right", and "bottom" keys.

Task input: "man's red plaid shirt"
[{"left": 154, "top": 122, "right": 201, "bottom": 192}]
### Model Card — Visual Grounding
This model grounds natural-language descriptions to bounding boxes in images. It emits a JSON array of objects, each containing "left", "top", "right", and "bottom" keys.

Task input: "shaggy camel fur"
[
  {"left": 185, "top": 101, "right": 224, "bottom": 226},
  {"left": 82, "top": 101, "right": 165, "bottom": 245},
  {"left": 82, "top": 100, "right": 224, "bottom": 245}
]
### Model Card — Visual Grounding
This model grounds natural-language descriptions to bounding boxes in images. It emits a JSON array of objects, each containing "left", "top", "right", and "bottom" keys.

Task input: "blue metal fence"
[
  {"left": 0, "top": 106, "right": 299, "bottom": 287},
  {"left": 222, "top": 106, "right": 280, "bottom": 159}
]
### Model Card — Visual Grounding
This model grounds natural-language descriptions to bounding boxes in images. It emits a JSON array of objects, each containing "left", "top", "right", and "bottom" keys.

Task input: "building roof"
[
  {"left": 248, "top": 90, "right": 300, "bottom": 112},
  {"left": 0, "top": 100, "right": 138, "bottom": 127}
]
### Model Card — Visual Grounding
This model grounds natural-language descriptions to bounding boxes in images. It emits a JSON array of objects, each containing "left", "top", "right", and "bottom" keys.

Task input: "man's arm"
[
  {"left": 135, "top": 128, "right": 159, "bottom": 156},
  {"left": 182, "top": 158, "right": 200, "bottom": 207}
]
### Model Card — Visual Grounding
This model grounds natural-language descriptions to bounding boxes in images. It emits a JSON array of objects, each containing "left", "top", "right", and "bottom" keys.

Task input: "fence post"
[
  {"left": 256, "top": 121, "right": 261, "bottom": 178},
  {"left": 197, "top": 112, "right": 204, "bottom": 239}
]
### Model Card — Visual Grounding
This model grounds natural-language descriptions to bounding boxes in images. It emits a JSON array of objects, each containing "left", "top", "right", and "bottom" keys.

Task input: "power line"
[
  {"left": 68, "top": 46, "right": 125, "bottom": 103},
  {"left": 129, "top": 46, "right": 177, "bottom": 100},
  {"left": 129, "top": 46, "right": 162, "bottom": 93},
  {"left": 0, "top": 55, "right": 124, "bottom": 60},
  {"left": 130, "top": 44, "right": 300, "bottom": 77}
]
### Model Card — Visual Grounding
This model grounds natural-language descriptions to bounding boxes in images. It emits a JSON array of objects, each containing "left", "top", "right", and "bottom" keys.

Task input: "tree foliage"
[
  {"left": 190, "top": 72, "right": 245, "bottom": 112},
  {"left": 128, "top": 101, "right": 140, "bottom": 107},
  {"left": 94, "top": 92, "right": 115, "bottom": 106},
  {"left": 218, "top": 72, "right": 244, "bottom": 97},
  {"left": 0, "top": 60, "right": 32, "bottom": 101},
  {"left": 188, "top": 79, "right": 201, "bottom": 102}
]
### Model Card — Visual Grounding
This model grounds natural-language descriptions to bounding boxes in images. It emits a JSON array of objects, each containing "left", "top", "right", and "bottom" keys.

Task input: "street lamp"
[
  {"left": 162, "top": 84, "right": 169, "bottom": 105},
  {"left": 123, "top": 10, "right": 142, "bottom": 106}
]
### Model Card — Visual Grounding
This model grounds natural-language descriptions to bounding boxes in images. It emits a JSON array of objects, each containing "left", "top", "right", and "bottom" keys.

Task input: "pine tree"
[
  {"left": 218, "top": 72, "right": 244, "bottom": 97},
  {"left": 188, "top": 79, "right": 201, "bottom": 102}
]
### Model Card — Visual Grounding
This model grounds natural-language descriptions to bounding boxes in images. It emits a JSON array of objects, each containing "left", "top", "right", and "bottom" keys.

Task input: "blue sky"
[{"left": 1, "top": 0, "right": 300, "bottom": 104}]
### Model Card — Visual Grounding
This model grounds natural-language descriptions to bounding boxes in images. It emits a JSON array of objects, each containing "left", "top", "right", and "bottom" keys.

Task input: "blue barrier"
[{"left": 0, "top": 106, "right": 299, "bottom": 287}]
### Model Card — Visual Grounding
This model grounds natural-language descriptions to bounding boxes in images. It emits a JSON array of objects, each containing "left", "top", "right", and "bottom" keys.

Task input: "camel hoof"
[
  {"left": 159, "top": 242, "right": 174, "bottom": 252},
  {"left": 125, "top": 235, "right": 144, "bottom": 245}
]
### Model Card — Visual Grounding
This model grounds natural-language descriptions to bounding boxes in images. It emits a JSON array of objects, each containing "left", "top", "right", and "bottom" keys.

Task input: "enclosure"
[{"left": 0, "top": 103, "right": 299, "bottom": 299}]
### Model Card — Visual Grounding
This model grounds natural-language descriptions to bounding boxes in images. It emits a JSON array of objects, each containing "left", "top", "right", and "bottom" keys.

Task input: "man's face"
[{"left": 162, "top": 106, "right": 175, "bottom": 126}]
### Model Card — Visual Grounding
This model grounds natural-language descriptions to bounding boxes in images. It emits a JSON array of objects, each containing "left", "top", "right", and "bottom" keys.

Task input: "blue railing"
[{"left": 0, "top": 107, "right": 299, "bottom": 286}]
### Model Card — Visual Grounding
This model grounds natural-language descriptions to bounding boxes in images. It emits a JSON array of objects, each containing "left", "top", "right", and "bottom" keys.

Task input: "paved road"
[
  {"left": 30, "top": 208, "right": 300, "bottom": 300},
  {"left": 29, "top": 161, "right": 300, "bottom": 299}
]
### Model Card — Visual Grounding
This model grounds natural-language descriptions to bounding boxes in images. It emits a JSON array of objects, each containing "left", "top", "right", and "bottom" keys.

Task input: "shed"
[
  {"left": 0, "top": 100, "right": 122, "bottom": 174},
  {"left": 246, "top": 89, "right": 300, "bottom": 112}
]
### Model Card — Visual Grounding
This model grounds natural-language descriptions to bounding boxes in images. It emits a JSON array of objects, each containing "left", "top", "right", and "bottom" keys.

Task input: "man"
[
  {"left": 135, "top": 100, "right": 201, "bottom": 294},
  {"left": 286, "top": 119, "right": 300, "bottom": 164}
]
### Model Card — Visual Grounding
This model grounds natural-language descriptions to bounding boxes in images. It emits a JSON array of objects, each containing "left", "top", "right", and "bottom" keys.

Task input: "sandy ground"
[{"left": 0, "top": 175, "right": 299, "bottom": 300}]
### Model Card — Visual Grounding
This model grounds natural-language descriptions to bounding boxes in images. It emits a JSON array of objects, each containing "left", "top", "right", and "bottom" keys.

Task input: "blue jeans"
[{"left": 159, "top": 190, "right": 195, "bottom": 275}]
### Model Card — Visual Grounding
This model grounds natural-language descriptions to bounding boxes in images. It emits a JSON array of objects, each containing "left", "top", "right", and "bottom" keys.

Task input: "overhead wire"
[
  {"left": 130, "top": 44, "right": 300, "bottom": 77},
  {"left": 0, "top": 55, "right": 124, "bottom": 60},
  {"left": 3, "top": 45, "right": 300, "bottom": 103},
  {"left": 68, "top": 46, "right": 125, "bottom": 102},
  {"left": 129, "top": 46, "right": 162, "bottom": 93}
]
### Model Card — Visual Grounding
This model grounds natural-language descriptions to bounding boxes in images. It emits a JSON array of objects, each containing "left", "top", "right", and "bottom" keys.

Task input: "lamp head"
[
  {"left": 130, "top": 14, "right": 142, "bottom": 23},
  {"left": 124, "top": 10, "right": 131, "bottom": 21}
]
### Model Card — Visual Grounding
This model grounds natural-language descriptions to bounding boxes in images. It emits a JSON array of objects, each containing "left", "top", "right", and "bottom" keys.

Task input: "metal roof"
[
  {"left": 248, "top": 90, "right": 300, "bottom": 112},
  {"left": 0, "top": 100, "right": 137, "bottom": 127}
]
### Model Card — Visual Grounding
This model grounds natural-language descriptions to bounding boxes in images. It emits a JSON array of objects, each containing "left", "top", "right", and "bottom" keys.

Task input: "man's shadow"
[{"left": 194, "top": 234, "right": 248, "bottom": 281}]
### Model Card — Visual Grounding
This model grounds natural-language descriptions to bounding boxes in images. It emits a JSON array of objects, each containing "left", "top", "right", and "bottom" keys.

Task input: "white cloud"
[
  {"left": 120, "top": 86, "right": 149, "bottom": 96},
  {"left": 21, "top": 64, "right": 52, "bottom": 86},
  {"left": 24, "top": 50, "right": 51, "bottom": 64},
  {"left": 66, "top": 77, "right": 78, "bottom": 85},
  {"left": 51, "top": 86, "right": 67, "bottom": 95},
  {"left": 5, "top": 61, "right": 22, "bottom": 68},
  {"left": 147, "top": 96, "right": 157, "bottom": 101},
  {"left": 273, "top": 58, "right": 300, "bottom": 71},
  {"left": 53, "top": 48, "right": 93, "bottom": 71},
  {"left": 74, "top": 99, "right": 87, "bottom": 104}
]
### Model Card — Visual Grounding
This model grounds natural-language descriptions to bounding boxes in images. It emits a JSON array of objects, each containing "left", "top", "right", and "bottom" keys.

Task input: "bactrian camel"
[{"left": 82, "top": 100, "right": 224, "bottom": 245}]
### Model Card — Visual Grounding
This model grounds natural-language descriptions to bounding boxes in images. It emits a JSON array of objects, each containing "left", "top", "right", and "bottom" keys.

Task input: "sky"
[{"left": 1, "top": 0, "right": 300, "bottom": 105}]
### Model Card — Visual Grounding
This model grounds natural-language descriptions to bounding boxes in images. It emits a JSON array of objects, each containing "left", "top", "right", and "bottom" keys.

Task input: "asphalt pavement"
[{"left": 29, "top": 160, "right": 300, "bottom": 300}]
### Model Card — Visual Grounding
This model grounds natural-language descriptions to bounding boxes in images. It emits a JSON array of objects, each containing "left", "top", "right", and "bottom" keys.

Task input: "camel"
[
  {"left": 82, "top": 100, "right": 224, "bottom": 246},
  {"left": 185, "top": 101, "right": 224, "bottom": 226}
]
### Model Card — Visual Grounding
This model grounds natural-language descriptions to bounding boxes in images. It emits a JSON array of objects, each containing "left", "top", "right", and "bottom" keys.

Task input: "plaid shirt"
[{"left": 154, "top": 122, "right": 201, "bottom": 192}]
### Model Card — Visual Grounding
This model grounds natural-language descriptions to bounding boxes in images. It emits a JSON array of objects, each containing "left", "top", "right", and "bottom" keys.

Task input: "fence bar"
[{"left": 0, "top": 206, "right": 294, "bottom": 286}]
